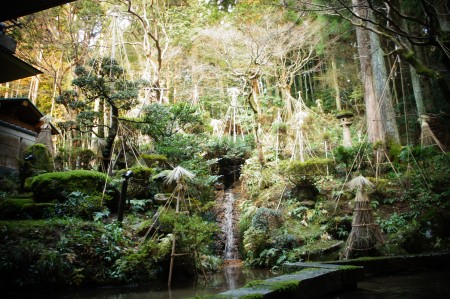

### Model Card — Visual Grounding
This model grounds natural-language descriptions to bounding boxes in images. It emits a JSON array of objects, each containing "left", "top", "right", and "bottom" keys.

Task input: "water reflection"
[
  {"left": 224, "top": 264, "right": 242, "bottom": 290},
  {"left": 4, "top": 265, "right": 275, "bottom": 299}
]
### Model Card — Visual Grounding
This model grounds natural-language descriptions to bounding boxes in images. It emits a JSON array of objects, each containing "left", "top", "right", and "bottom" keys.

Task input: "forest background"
[{"left": 1, "top": 0, "right": 450, "bottom": 291}]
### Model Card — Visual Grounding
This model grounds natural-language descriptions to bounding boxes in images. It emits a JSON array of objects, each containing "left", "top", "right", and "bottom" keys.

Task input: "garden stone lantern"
[{"left": 336, "top": 110, "right": 354, "bottom": 147}]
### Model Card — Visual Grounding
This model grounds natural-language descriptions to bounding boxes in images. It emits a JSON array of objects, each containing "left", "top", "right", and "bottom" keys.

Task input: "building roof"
[
  {"left": 0, "top": 98, "right": 59, "bottom": 135},
  {"left": 0, "top": 0, "right": 76, "bottom": 83},
  {"left": 0, "top": 47, "right": 42, "bottom": 83},
  {"left": 0, "top": 0, "right": 77, "bottom": 22}
]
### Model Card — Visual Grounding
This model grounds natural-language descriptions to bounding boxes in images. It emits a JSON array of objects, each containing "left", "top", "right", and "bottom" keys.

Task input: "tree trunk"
[
  {"left": 434, "top": 0, "right": 450, "bottom": 31},
  {"left": 399, "top": 3, "right": 429, "bottom": 142},
  {"left": 409, "top": 66, "right": 426, "bottom": 117},
  {"left": 282, "top": 85, "right": 295, "bottom": 120},
  {"left": 250, "top": 77, "right": 265, "bottom": 165},
  {"left": 369, "top": 30, "right": 400, "bottom": 143},
  {"left": 331, "top": 54, "right": 342, "bottom": 111},
  {"left": 352, "top": 0, "right": 384, "bottom": 144},
  {"left": 102, "top": 104, "right": 119, "bottom": 173}
]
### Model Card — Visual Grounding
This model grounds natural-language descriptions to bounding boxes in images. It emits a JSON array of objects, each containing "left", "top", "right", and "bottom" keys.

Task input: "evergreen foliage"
[
  {"left": 139, "top": 102, "right": 205, "bottom": 142},
  {"left": 278, "top": 158, "right": 333, "bottom": 187},
  {"left": 57, "top": 57, "right": 144, "bottom": 171},
  {"left": 116, "top": 166, "right": 156, "bottom": 200}
]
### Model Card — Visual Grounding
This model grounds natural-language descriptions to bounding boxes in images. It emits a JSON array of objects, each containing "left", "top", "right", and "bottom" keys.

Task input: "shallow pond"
[
  {"left": 6, "top": 265, "right": 450, "bottom": 298},
  {"left": 4, "top": 264, "right": 275, "bottom": 299}
]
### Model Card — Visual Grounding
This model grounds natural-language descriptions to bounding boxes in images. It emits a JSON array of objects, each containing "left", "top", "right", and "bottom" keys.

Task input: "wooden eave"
[
  {"left": 0, "top": 0, "right": 77, "bottom": 22},
  {"left": 0, "top": 98, "right": 59, "bottom": 135}
]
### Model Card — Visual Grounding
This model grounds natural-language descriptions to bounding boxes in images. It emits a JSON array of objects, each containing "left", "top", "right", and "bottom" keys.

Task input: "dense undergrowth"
[
  {"left": 1, "top": 138, "right": 450, "bottom": 290},
  {"left": 237, "top": 144, "right": 450, "bottom": 269}
]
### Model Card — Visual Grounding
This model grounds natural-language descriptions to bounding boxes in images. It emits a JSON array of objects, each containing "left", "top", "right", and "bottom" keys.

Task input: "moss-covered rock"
[
  {"left": 336, "top": 110, "right": 354, "bottom": 120},
  {"left": 22, "top": 144, "right": 54, "bottom": 174},
  {"left": 29, "top": 170, "right": 119, "bottom": 206}
]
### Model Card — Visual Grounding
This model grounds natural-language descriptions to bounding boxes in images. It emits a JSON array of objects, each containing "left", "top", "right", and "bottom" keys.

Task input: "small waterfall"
[{"left": 223, "top": 190, "right": 239, "bottom": 260}]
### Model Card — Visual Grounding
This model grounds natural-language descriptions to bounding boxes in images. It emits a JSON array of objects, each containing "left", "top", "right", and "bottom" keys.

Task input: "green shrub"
[
  {"left": 242, "top": 208, "right": 285, "bottom": 266},
  {"left": 278, "top": 158, "right": 333, "bottom": 188},
  {"left": 0, "top": 219, "right": 132, "bottom": 288},
  {"left": 112, "top": 251, "right": 158, "bottom": 282},
  {"left": 155, "top": 134, "right": 204, "bottom": 165},
  {"left": 0, "top": 177, "right": 18, "bottom": 192},
  {"left": 153, "top": 209, "right": 219, "bottom": 274},
  {"left": 205, "top": 136, "right": 254, "bottom": 160},
  {"left": 251, "top": 208, "right": 282, "bottom": 232},
  {"left": 74, "top": 149, "right": 96, "bottom": 169},
  {"left": 34, "top": 249, "right": 72, "bottom": 285},
  {"left": 116, "top": 166, "right": 156, "bottom": 199},
  {"left": 158, "top": 209, "right": 219, "bottom": 255},
  {"left": 53, "top": 191, "right": 102, "bottom": 219},
  {"left": 29, "top": 170, "right": 118, "bottom": 204},
  {"left": 0, "top": 239, "right": 48, "bottom": 288},
  {"left": 21, "top": 202, "right": 55, "bottom": 219},
  {"left": 111, "top": 236, "right": 171, "bottom": 283},
  {"left": 272, "top": 234, "right": 299, "bottom": 250},
  {"left": 398, "top": 145, "right": 441, "bottom": 167},
  {"left": 325, "top": 216, "right": 352, "bottom": 240},
  {"left": 332, "top": 144, "right": 370, "bottom": 173},
  {"left": 141, "top": 154, "right": 168, "bottom": 168},
  {"left": 243, "top": 227, "right": 269, "bottom": 261},
  {"left": 0, "top": 198, "right": 33, "bottom": 219}
]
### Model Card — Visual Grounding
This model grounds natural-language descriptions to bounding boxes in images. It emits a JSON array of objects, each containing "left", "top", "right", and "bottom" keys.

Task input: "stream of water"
[{"left": 223, "top": 190, "right": 238, "bottom": 260}]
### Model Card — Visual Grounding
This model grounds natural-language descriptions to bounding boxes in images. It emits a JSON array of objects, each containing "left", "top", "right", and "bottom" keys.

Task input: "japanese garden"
[{"left": 0, "top": 1, "right": 449, "bottom": 298}]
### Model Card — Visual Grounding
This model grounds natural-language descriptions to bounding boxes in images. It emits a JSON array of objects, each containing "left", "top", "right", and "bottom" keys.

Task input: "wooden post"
[{"left": 168, "top": 188, "right": 181, "bottom": 287}]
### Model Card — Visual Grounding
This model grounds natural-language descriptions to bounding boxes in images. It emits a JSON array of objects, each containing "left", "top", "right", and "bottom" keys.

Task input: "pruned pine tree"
[{"left": 59, "top": 57, "right": 141, "bottom": 173}]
